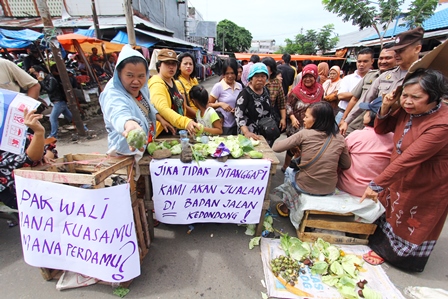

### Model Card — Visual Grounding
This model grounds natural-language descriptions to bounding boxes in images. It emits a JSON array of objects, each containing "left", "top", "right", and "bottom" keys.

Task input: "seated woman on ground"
[
  {"left": 148, "top": 49, "right": 201, "bottom": 137},
  {"left": 100, "top": 45, "right": 175, "bottom": 156},
  {"left": 0, "top": 108, "right": 57, "bottom": 211},
  {"left": 337, "top": 97, "right": 393, "bottom": 197},
  {"left": 273, "top": 101, "right": 351, "bottom": 216},
  {"left": 189, "top": 85, "right": 222, "bottom": 136}
]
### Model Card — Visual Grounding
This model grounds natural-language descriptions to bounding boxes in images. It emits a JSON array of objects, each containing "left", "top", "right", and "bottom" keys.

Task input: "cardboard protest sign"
[
  {"left": 0, "top": 88, "right": 40, "bottom": 155},
  {"left": 150, "top": 159, "right": 271, "bottom": 224},
  {"left": 14, "top": 175, "right": 140, "bottom": 282}
]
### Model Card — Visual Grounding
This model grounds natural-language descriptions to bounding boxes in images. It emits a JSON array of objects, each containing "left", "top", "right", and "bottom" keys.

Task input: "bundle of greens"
[{"left": 273, "top": 235, "right": 381, "bottom": 299}]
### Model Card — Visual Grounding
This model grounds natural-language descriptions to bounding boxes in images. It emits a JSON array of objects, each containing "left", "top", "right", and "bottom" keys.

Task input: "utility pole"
[
  {"left": 124, "top": 0, "right": 136, "bottom": 46},
  {"left": 222, "top": 32, "right": 225, "bottom": 54},
  {"left": 91, "top": 0, "right": 101, "bottom": 39},
  {"left": 36, "top": 0, "right": 86, "bottom": 136}
]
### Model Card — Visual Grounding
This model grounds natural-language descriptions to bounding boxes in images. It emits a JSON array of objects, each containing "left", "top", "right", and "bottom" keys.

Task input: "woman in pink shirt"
[{"left": 337, "top": 97, "right": 393, "bottom": 197}]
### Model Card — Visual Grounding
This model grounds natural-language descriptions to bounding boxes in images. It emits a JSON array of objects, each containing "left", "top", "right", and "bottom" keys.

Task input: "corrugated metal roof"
[
  {"left": 362, "top": 8, "right": 448, "bottom": 41},
  {"left": 0, "top": 15, "right": 174, "bottom": 36}
]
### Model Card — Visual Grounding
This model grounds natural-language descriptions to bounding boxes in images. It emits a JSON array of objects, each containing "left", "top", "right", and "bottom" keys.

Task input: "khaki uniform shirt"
[
  {"left": 346, "top": 67, "right": 406, "bottom": 124},
  {"left": 0, "top": 58, "right": 38, "bottom": 92}
]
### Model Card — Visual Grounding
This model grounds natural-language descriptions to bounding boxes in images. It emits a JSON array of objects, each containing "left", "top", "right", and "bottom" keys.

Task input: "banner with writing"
[
  {"left": 150, "top": 159, "right": 271, "bottom": 224},
  {"left": 0, "top": 89, "right": 40, "bottom": 155},
  {"left": 14, "top": 176, "right": 140, "bottom": 282}
]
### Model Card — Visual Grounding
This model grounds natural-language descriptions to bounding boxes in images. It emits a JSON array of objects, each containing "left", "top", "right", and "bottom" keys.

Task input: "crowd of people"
[{"left": 1, "top": 26, "right": 447, "bottom": 275}]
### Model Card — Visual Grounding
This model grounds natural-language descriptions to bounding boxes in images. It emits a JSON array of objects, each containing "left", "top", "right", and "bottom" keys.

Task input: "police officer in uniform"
[{"left": 340, "top": 27, "right": 424, "bottom": 134}]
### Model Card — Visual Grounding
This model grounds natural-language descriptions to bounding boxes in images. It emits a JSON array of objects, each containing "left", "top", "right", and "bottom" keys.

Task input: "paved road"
[{"left": 1, "top": 76, "right": 446, "bottom": 298}]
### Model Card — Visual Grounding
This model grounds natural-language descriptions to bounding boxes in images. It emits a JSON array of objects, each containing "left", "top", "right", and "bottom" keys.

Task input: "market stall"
[{"left": 138, "top": 136, "right": 280, "bottom": 240}]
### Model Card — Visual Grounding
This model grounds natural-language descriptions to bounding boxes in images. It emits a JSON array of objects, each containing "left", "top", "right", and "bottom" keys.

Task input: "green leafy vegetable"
[
  {"left": 311, "top": 261, "right": 329, "bottom": 275},
  {"left": 126, "top": 129, "right": 146, "bottom": 149},
  {"left": 113, "top": 286, "right": 130, "bottom": 298},
  {"left": 321, "top": 275, "right": 339, "bottom": 287},
  {"left": 338, "top": 286, "right": 358, "bottom": 299},
  {"left": 147, "top": 142, "right": 158, "bottom": 155},
  {"left": 248, "top": 151, "right": 263, "bottom": 159},
  {"left": 244, "top": 224, "right": 256, "bottom": 236},
  {"left": 249, "top": 236, "right": 261, "bottom": 249},
  {"left": 362, "top": 286, "right": 382, "bottom": 299},
  {"left": 280, "top": 234, "right": 292, "bottom": 256},
  {"left": 329, "top": 261, "right": 344, "bottom": 276},
  {"left": 170, "top": 144, "right": 182, "bottom": 155}
]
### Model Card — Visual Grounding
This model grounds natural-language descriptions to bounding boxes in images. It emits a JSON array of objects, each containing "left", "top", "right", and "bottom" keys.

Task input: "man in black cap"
[{"left": 340, "top": 27, "right": 424, "bottom": 134}]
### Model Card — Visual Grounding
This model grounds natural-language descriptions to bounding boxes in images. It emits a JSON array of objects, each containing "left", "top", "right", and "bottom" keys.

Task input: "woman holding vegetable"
[
  {"left": 273, "top": 101, "right": 350, "bottom": 216},
  {"left": 100, "top": 45, "right": 175, "bottom": 156}
]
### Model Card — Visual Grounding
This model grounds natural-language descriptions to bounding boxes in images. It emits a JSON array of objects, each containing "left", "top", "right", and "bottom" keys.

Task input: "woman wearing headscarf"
[
  {"left": 281, "top": 64, "right": 324, "bottom": 172},
  {"left": 318, "top": 62, "right": 329, "bottom": 84},
  {"left": 100, "top": 45, "right": 174, "bottom": 156},
  {"left": 235, "top": 63, "right": 279, "bottom": 146},
  {"left": 322, "top": 65, "right": 341, "bottom": 116}
]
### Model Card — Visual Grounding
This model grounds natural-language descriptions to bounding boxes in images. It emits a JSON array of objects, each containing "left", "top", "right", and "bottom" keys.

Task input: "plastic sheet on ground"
[
  {"left": 260, "top": 238, "right": 405, "bottom": 299},
  {"left": 284, "top": 189, "right": 385, "bottom": 230}
]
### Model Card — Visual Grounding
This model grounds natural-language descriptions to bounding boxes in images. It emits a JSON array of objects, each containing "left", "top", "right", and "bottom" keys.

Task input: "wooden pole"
[
  {"left": 91, "top": 0, "right": 101, "bottom": 39},
  {"left": 36, "top": 0, "right": 86, "bottom": 136},
  {"left": 123, "top": 0, "right": 136, "bottom": 46}
]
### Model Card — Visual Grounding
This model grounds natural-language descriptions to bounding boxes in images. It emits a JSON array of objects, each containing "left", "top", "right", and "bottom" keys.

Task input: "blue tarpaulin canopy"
[
  {"left": 74, "top": 29, "right": 96, "bottom": 38},
  {"left": 111, "top": 31, "right": 158, "bottom": 48},
  {"left": 0, "top": 29, "right": 44, "bottom": 49}
]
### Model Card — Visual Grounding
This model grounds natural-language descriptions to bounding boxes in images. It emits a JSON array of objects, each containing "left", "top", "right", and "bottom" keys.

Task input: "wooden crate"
[
  {"left": 14, "top": 153, "right": 150, "bottom": 287},
  {"left": 297, "top": 210, "right": 377, "bottom": 245}
]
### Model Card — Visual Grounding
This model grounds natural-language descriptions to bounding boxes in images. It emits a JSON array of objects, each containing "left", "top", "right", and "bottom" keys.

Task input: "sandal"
[
  {"left": 363, "top": 250, "right": 384, "bottom": 266},
  {"left": 276, "top": 203, "right": 289, "bottom": 217}
]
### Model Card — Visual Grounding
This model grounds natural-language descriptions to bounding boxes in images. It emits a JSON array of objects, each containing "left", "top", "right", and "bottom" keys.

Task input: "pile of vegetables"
[
  {"left": 147, "top": 140, "right": 182, "bottom": 155},
  {"left": 271, "top": 235, "right": 382, "bottom": 299},
  {"left": 147, "top": 135, "right": 263, "bottom": 160}
]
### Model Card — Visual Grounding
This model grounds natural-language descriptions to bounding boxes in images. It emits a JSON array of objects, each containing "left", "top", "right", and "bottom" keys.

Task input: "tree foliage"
[
  {"left": 278, "top": 25, "right": 338, "bottom": 55},
  {"left": 322, "top": 0, "right": 438, "bottom": 46},
  {"left": 402, "top": 0, "right": 439, "bottom": 29},
  {"left": 215, "top": 19, "right": 252, "bottom": 54}
]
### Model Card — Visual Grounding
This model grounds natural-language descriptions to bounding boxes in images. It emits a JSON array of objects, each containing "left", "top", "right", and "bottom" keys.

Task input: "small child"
[{"left": 189, "top": 85, "right": 223, "bottom": 135}]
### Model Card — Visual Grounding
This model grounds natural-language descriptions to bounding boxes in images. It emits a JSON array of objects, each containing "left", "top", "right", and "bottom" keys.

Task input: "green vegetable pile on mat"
[{"left": 270, "top": 235, "right": 382, "bottom": 299}]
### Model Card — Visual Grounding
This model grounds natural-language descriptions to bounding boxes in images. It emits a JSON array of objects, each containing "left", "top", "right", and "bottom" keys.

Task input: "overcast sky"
[{"left": 188, "top": 0, "right": 448, "bottom": 45}]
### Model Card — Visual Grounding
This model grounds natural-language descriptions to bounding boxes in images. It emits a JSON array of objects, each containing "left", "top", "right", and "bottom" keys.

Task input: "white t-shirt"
[{"left": 337, "top": 71, "right": 362, "bottom": 110}]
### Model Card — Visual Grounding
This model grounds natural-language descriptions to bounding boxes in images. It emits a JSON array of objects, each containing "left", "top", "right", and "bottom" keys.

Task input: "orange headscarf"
[{"left": 318, "top": 62, "right": 329, "bottom": 84}]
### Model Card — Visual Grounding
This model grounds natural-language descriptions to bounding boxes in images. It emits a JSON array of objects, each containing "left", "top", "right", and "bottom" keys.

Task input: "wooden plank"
[
  {"left": 92, "top": 157, "right": 134, "bottom": 185},
  {"left": 66, "top": 154, "right": 76, "bottom": 173},
  {"left": 138, "top": 199, "right": 151, "bottom": 250},
  {"left": 308, "top": 210, "right": 354, "bottom": 216},
  {"left": 298, "top": 232, "right": 370, "bottom": 245},
  {"left": 15, "top": 169, "right": 96, "bottom": 185},
  {"left": 303, "top": 219, "right": 377, "bottom": 235},
  {"left": 133, "top": 202, "right": 146, "bottom": 259}
]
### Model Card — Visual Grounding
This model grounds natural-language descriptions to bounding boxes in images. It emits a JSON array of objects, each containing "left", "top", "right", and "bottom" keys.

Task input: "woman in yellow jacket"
[{"left": 148, "top": 49, "right": 201, "bottom": 137}]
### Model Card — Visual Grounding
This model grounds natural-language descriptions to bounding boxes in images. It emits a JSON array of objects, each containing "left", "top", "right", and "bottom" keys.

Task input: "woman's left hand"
[
  {"left": 279, "top": 118, "right": 286, "bottom": 131},
  {"left": 360, "top": 187, "right": 379, "bottom": 203}
]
